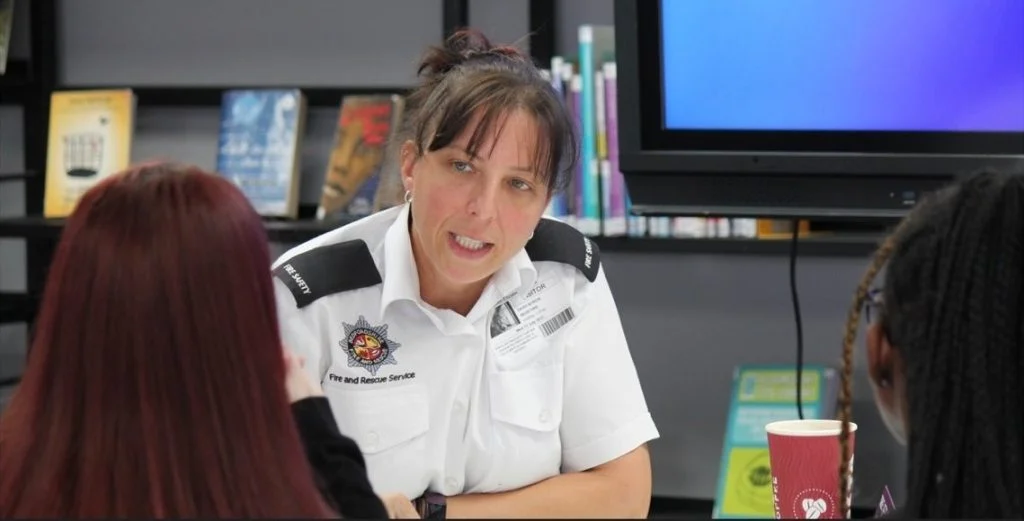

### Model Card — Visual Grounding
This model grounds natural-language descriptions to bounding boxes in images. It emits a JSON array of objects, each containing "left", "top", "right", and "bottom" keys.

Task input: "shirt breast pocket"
[
  {"left": 323, "top": 382, "right": 430, "bottom": 497},
  {"left": 484, "top": 362, "right": 564, "bottom": 490}
]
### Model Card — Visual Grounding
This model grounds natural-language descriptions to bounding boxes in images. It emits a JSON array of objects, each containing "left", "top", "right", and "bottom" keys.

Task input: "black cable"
[{"left": 790, "top": 218, "right": 805, "bottom": 420}]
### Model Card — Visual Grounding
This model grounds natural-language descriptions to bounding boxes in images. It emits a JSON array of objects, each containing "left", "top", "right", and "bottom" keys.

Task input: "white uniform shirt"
[{"left": 272, "top": 203, "right": 659, "bottom": 499}]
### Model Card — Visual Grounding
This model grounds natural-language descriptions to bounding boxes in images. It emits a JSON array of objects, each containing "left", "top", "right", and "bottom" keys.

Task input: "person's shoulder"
[
  {"left": 525, "top": 216, "right": 601, "bottom": 283},
  {"left": 272, "top": 208, "right": 400, "bottom": 309}
]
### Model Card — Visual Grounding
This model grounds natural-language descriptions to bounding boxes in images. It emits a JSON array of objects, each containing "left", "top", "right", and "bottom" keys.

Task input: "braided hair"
[{"left": 837, "top": 168, "right": 1024, "bottom": 518}]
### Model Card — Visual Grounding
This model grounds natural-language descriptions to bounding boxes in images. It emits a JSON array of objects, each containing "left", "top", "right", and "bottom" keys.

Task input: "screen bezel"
[{"left": 635, "top": 0, "right": 1024, "bottom": 158}]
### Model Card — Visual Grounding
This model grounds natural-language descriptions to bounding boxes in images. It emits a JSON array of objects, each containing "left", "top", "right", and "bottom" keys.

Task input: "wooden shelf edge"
[{"left": 0, "top": 215, "right": 883, "bottom": 255}]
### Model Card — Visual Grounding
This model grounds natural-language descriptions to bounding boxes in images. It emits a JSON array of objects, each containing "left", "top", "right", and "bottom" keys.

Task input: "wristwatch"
[{"left": 415, "top": 492, "right": 447, "bottom": 519}]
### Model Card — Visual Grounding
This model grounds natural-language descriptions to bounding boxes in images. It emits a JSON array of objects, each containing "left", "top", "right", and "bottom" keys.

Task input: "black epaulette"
[
  {"left": 525, "top": 218, "right": 600, "bottom": 282},
  {"left": 273, "top": 240, "right": 382, "bottom": 308}
]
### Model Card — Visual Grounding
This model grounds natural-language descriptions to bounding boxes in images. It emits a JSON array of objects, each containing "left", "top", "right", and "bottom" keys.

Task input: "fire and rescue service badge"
[{"left": 341, "top": 316, "right": 400, "bottom": 376}]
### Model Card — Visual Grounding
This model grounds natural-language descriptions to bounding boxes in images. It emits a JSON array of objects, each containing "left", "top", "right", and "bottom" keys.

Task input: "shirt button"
[
  {"left": 365, "top": 431, "right": 380, "bottom": 450},
  {"left": 538, "top": 409, "right": 551, "bottom": 424},
  {"left": 453, "top": 401, "right": 466, "bottom": 413}
]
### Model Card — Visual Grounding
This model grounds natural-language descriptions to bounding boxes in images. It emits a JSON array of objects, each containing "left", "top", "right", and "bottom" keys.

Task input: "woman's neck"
[
  {"left": 409, "top": 228, "right": 488, "bottom": 316},
  {"left": 418, "top": 276, "right": 487, "bottom": 316}
]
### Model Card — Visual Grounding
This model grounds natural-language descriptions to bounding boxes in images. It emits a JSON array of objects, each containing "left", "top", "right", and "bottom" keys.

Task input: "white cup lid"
[{"left": 765, "top": 419, "right": 858, "bottom": 436}]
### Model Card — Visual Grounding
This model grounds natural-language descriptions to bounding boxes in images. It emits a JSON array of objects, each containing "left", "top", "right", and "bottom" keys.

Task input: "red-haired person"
[{"left": 0, "top": 162, "right": 387, "bottom": 519}]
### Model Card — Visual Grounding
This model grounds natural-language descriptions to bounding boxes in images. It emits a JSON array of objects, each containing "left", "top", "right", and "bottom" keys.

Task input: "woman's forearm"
[{"left": 446, "top": 446, "right": 652, "bottom": 519}]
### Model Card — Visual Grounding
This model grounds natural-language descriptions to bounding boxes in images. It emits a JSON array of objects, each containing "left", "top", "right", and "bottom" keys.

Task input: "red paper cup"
[{"left": 765, "top": 419, "right": 857, "bottom": 519}]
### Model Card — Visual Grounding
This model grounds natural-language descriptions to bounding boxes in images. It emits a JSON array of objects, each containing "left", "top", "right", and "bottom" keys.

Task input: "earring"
[
  {"left": 528, "top": 231, "right": 534, "bottom": 240},
  {"left": 404, "top": 190, "right": 413, "bottom": 204},
  {"left": 879, "top": 377, "right": 891, "bottom": 388}
]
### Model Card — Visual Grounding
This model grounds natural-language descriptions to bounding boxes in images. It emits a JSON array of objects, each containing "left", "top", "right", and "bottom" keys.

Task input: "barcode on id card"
[{"left": 539, "top": 307, "right": 575, "bottom": 337}]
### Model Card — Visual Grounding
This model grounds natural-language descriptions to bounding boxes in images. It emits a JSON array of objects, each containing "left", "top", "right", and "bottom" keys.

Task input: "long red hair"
[{"left": 0, "top": 162, "right": 335, "bottom": 518}]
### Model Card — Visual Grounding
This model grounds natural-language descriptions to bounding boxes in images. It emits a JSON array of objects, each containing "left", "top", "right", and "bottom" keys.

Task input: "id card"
[{"left": 489, "top": 275, "right": 575, "bottom": 359}]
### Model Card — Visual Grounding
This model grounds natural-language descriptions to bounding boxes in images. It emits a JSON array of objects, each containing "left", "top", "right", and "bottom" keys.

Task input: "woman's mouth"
[{"left": 448, "top": 232, "right": 495, "bottom": 258}]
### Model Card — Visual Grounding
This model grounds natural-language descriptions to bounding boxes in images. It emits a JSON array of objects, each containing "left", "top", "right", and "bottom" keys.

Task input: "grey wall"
[{"left": 0, "top": 0, "right": 906, "bottom": 509}]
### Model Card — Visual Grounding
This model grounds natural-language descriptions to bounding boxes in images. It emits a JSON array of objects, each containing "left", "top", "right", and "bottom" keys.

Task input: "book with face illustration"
[{"left": 318, "top": 94, "right": 405, "bottom": 220}]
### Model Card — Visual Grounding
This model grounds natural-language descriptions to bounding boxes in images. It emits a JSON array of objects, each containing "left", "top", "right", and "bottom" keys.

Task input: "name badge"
[{"left": 489, "top": 275, "right": 575, "bottom": 360}]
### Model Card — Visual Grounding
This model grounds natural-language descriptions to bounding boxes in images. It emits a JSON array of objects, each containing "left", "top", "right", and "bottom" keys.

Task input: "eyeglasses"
[{"left": 864, "top": 288, "right": 884, "bottom": 324}]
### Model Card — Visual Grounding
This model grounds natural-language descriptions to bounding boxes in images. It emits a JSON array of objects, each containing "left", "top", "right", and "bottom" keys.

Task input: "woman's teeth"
[{"left": 453, "top": 233, "right": 487, "bottom": 250}]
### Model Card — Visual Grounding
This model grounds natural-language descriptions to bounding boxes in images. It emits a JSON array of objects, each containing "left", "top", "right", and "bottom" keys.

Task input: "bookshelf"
[
  {"left": 0, "top": 1, "right": 902, "bottom": 510},
  {"left": 0, "top": 0, "right": 502, "bottom": 330},
  {"left": 0, "top": 58, "right": 30, "bottom": 104},
  {"left": 0, "top": 215, "right": 883, "bottom": 257},
  {"left": 93, "top": 86, "right": 414, "bottom": 108},
  {"left": 0, "top": 0, "right": 56, "bottom": 335},
  {"left": 0, "top": 0, "right": 883, "bottom": 357}
]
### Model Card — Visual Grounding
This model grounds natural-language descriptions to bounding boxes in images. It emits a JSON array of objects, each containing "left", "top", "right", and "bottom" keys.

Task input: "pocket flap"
[{"left": 325, "top": 383, "right": 430, "bottom": 454}]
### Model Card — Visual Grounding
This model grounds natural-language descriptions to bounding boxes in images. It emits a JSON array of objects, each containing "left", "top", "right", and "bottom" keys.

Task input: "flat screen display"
[{"left": 661, "top": 0, "right": 1024, "bottom": 133}]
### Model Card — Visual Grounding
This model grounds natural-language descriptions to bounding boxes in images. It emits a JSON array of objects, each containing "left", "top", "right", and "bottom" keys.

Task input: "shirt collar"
[
  {"left": 380, "top": 203, "right": 421, "bottom": 314},
  {"left": 378, "top": 203, "right": 538, "bottom": 319}
]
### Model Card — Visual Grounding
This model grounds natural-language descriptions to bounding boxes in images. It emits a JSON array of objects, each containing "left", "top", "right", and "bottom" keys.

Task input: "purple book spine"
[{"left": 604, "top": 64, "right": 624, "bottom": 220}]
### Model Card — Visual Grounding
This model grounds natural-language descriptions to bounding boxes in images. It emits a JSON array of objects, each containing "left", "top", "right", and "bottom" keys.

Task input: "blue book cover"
[{"left": 216, "top": 89, "right": 306, "bottom": 218}]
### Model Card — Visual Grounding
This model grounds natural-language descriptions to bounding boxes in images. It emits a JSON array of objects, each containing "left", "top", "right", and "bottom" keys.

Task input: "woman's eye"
[
  {"left": 510, "top": 179, "right": 532, "bottom": 191},
  {"left": 451, "top": 160, "right": 473, "bottom": 173}
]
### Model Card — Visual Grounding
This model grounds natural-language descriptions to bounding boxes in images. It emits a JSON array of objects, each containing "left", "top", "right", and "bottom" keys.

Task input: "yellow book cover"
[{"left": 44, "top": 89, "right": 135, "bottom": 218}]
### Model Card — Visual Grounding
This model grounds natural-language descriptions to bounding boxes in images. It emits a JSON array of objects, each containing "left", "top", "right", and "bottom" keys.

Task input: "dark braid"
[
  {"left": 838, "top": 169, "right": 1024, "bottom": 518},
  {"left": 838, "top": 225, "right": 903, "bottom": 517}
]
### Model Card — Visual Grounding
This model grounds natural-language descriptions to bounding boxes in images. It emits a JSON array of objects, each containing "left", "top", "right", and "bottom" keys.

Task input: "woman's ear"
[
  {"left": 866, "top": 321, "right": 910, "bottom": 445},
  {"left": 400, "top": 140, "right": 418, "bottom": 193},
  {"left": 866, "top": 322, "right": 894, "bottom": 388}
]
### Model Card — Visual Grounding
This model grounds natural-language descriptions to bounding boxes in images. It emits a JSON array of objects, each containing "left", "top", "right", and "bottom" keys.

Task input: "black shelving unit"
[
  {"left": 528, "top": 0, "right": 557, "bottom": 66},
  {"left": 0, "top": 58, "right": 31, "bottom": 104},
  {"left": 0, "top": 0, "right": 478, "bottom": 333},
  {"left": 118, "top": 86, "right": 413, "bottom": 108},
  {"left": 0, "top": 0, "right": 57, "bottom": 339},
  {"left": 0, "top": 0, "right": 884, "bottom": 350},
  {"left": 443, "top": 0, "right": 469, "bottom": 37},
  {"left": 0, "top": 214, "right": 883, "bottom": 258},
  {"left": 0, "top": 0, "right": 56, "bottom": 391}
]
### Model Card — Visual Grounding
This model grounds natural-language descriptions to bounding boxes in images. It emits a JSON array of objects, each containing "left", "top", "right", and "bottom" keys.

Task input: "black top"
[{"left": 292, "top": 396, "right": 388, "bottom": 519}]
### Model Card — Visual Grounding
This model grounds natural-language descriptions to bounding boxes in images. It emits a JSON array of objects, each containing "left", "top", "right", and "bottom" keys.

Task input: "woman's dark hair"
[
  {"left": 0, "top": 162, "right": 336, "bottom": 518},
  {"left": 837, "top": 168, "right": 1024, "bottom": 517},
  {"left": 402, "top": 28, "right": 578, "bottom": 194}
]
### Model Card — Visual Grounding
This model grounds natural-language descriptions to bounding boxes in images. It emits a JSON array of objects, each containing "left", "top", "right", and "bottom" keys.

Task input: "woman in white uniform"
[{"left": 273, "top": 29, "right": 659, "bottom": 519}]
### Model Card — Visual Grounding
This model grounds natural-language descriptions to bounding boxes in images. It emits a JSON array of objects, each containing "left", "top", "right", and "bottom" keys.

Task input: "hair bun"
[{"left": 417, "top": 28, "right": 526, "bottom": 79}]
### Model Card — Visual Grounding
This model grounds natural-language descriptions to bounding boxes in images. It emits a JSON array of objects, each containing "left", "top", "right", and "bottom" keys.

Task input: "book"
[
  {"left": 576, "top": 24, "right": 615, "bottom": 237},
  {"left": 216, "top": 89, "right": 307, "bottom": 218},
  {"left": 601, "top": 62, "right": 627, "bottom": 237},
  {"left": 712, "top": 364, "right": 840, "bottom": 519},
  {"left": 44, "top": 89, "right": 136, "bottom": 217},
  {"left": 318, "top": 94, "right": 404, "bottom": 220}
]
